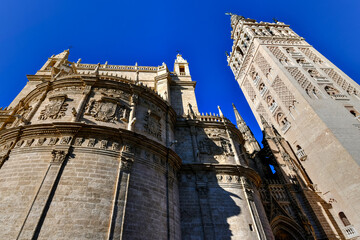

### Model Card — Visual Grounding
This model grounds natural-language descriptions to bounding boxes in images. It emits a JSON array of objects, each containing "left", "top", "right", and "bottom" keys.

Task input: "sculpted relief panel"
[
  {"left": 85, "top": 96, "right": 130, "bottom": 123},
  {"left": 39, "top": 94, "right": 69, "bottom": 120},
  {"left": 144, "top": 110, "right": 162, "bottom": 140},
  {"left": 197, "top": 128, "right": 234, "bottom": 163},
  {"left": 141, "top": 98, "right": 164, "bottom": 141}
]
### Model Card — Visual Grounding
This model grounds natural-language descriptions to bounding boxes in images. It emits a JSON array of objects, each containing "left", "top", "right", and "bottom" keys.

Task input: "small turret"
[
  {"left": 36, "top": 49, "right": 72, "bottom": 77},
  {"left": 174, "top": 54, "right": 190, "bottom": 78}
]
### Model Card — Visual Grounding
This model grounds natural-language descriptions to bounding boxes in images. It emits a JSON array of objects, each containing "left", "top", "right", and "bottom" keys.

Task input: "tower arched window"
[
  {"left": 339, "top": 212, "right": 351, "bottom": 226},
  {"left": 236, "top": 46, "right": 244, "bottom": 57},
  {"left": 324, "top": 85, "right": 340, "bottom": 96}
]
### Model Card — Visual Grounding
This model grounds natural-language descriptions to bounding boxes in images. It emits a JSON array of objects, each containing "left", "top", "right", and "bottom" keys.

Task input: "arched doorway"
[{"left": 271, "top": 216, "right": 308, "bottom": 240}]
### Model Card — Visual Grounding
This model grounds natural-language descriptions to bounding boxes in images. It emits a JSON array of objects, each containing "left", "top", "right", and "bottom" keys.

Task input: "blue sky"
[{"left": 1, "top": 0, "right": 359, "bottom": 142}]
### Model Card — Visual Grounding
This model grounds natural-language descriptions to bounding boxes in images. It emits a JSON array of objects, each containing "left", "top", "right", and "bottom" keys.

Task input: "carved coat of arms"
[
  {"left": 144, "top": 110, "right": 162, "bottom": 140},
  {"left": 39, "top": 95, "right": 68, "bottom": 120},
  {"left": 85, "top": 96, "right": 129, "bottom": 123}
]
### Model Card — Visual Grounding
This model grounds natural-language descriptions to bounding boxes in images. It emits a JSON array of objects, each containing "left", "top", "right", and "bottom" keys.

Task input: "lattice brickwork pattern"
[
  {"left": 254, "top": 52, "right": 271, "bottom": 76},
  {"left": 322, "top": 68, "right": 359, "bottom": 95},
  {"left": 286, "top": 67, "right": 315, "bottom": 91},
  {"left": 298, "top": 48, "right": 322, "bottom": 63},
  {"left": 271, "top": 76, "right": 296, "bottom": 109},
  {"left": 238, "top": 44, "right": 256, "bottom": 80},
  {"left": 267, "top": 46, "right": 289, "bottom": 62},
  {"left": 256, "top": 103, "right": 270, "bottom": 123},
  {"left": 243, "top": 78, "right": 256, "bottom": 102}
]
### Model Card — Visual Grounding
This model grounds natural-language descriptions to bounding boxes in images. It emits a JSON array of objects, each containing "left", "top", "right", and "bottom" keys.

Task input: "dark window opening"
[
  {"left": 339, "top": 212, "right": 351, "bottom": 226},
  {"left": 249, "top": 224, "right": 253, "bottom": 231}
]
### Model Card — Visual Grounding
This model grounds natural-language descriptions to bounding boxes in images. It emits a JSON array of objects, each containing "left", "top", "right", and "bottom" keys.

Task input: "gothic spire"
[
  {"left": 232, "top": 103, "right": 246, "bottom": 133},
  {"left": 260, "top": 115, "right": 271, "bottom": 129},
  {"left": 232, "top": 103, "right": 260, "bottom": 153}
]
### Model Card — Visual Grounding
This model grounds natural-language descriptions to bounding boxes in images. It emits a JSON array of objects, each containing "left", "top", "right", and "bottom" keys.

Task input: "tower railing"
[
  {"left": 281, "top": 121, "right": 291, "bottom": 133},
  {"left": 342, "top": 225, "right": 359, "bottom": 239},
  {"left": 260, "top": 86, "right": 268, "bottom": 97},
  {"left": 269, "top": 102, "right": 278, "bottom": 114}
]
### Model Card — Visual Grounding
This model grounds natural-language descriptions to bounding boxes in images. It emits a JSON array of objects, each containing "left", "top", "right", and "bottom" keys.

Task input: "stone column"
[
  {"left": 189, "top": 125, "right": 200, "bottom": 162},
  {"left": 107, "top": 144, "right": 134, "bottom": 240},
  {"left": 17, "top": 148, "right": 69, "bottom": 240},
  {"left": 73, "top": 85, "right": 92, "bottom": 122},
  {"left": 196, "top": 178, "right": 215, "bottom": 240},
  {"left": 241, "top": 176, "right": 267, "bottom": 240}
]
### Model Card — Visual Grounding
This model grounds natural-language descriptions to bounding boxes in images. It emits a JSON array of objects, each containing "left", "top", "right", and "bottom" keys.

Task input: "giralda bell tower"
[{"left": 227, "top": 14, "right": 360, "bottom": 238}]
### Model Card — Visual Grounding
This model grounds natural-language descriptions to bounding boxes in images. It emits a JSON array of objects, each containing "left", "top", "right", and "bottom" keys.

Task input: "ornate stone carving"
[
  {"left": 51, "top": 150, "right": 67, "bottom": 164},
  {"left": 88, "top": 138, "right": 96, "bottom": 147},
  {"left": 144, "top": 110, "right": 162, "bottom": 140},
  {"left": 39, "top": 94, "right": 68, "bottom": 120},
  {"left": 120, "top": 157, "right": 133, "bottom": 173},
  {"left": 198, "top": 137, "right": 233, "bottom": 157},
  {"left": 74, "top": 137, "right": 84, "bottom": 146},
  {"left": 12, "top": 106, "right": 32, "bottom": 127},
  {"left": 100, "top": 140, "right": 108, "bottom": 149},
  {"left": 85, "top": 96, "right": 130, "bottom": 123},
  {"left": 93, "top": 88, "right": 131, "bottom": 101},
  {"left": 122, "top": 144, "right": 133, "bottom": 153},
  {"left": 220, "top": 138, "right": 233, "bottom": 156},
  {"left": 26, "top": 139, "right": 34, "bottom": 147},
  {"left": 37, "top": 138, "right": 46, "bottom": 146},
  {"left": 260, "top": 39, "right": 306, "bottom": 46},
  {"left": 112, "top": 142, "right": 120, "bottom": 151},
  {"left": 60, "top": 136, "right": 72, "bottom": 145},
  {"left": 198, "top": 138, "right": 214, "bottom": 154},
  {"left": 14, "top": 140, "right": 24, "bottom": 148},
  {"left": 48, "top": 137, "right": 59, "bottom": 145}
]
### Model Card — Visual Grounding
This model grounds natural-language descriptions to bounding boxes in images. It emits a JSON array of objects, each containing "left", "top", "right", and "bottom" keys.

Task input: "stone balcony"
[
  {"left": 342, "top": 225, "right": 359, "bottom": 239},
  {"left": 296, "top": 149, "right": 307, "bottom": 161},
  {"left": 299, "top": 62, "right": 313, "bottom": 68},
  {"left": 253, "top": 76, "right": 260, "bottom": 86},
  {"left": 290, "top": 52, "right": 302, "bottom": 57},
  {"left": 281, "top": 121, "right": 291, "bottom": 134},
  {"left": 269, "top": 102, "right": 278, "bottom": 114},
  {"left": 313, "top": 76, "right": 330, "bottom": 84},
  {"left": 260, "top": 86, "right": 268, "bottom": 97},
  {"left": 331, "top": 94, "right": 349, "bottom": 100}
]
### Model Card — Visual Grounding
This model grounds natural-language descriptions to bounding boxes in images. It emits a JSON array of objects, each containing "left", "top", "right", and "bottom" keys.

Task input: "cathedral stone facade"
[{"left": 0, "top": 14, "right": 359, "bottom": 240}]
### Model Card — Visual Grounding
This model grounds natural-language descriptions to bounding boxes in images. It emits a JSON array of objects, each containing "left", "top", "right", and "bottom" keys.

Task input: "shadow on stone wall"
[{"left": 179, "top": 170, "right": 244, "bottom": 240}]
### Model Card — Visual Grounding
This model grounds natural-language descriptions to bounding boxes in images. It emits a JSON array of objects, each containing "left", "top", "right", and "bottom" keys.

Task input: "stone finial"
[
  {"left": 93, "top": 63, "right": 100, "bottom": 75},
  {"left": 217, "top": 106, "right": 224, "bottom": 118}
]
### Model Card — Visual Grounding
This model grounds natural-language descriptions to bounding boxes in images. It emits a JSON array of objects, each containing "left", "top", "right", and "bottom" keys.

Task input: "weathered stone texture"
[
  {"left": 37, "top": 151, "right": 118, "bottom": 239},
  {"left": 0, "top": 151, "right": 50, "bottom": 239}
]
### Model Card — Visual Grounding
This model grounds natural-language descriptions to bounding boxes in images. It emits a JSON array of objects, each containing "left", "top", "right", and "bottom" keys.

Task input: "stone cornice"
[{"left": 181, "top": 163, "right": 261, "bottom": 187}]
